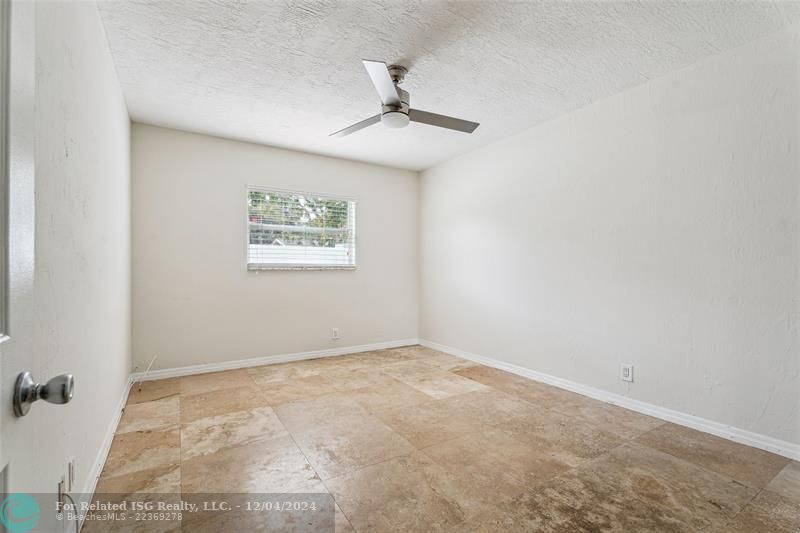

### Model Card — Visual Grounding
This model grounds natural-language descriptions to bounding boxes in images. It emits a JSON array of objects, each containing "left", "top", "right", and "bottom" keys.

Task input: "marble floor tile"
[
  {"left": 713, "top": 490, "right": 800, "bottom": 533},
  {"left": 179, "top": 369, "right": 256, "bottom": 396},
  {"left": 95, "top": 463, "right": 181, "bottom": 495},
  {"left": 335, "top": 503, "right": 355, "bottom": 533},
  {"left": 180, "top": 385, "right": 272, "bottom": 423},
  {"left": 342, "top": 378, "right": 434, "bottom": 414},
  {"left": 455, "top": 365, "right": 585, "bottom": 408},
  {"left": 380, "top": 359, "right": 444, "bottom": 380},
  {"left": 323, "top": 367, "right": 398, "bottom": 390},
  {"left": 273, "top": 393, "right": 372, "bottom": 434},
  {"left": 292, "top": 414, "right": 415, "bottom": 479},
  {"left": 491, "top": 408, "right": 625, "bottom": 466},
  {"left": 102, "top": 429, "right": 180, "bottom": 479},
  {"left": 181, "top": 405, "right": 289, "bottom": 459},
  {"left": 551, "top": 398, "right": 664, "bottom": 440},
  {"left": 435, "top": 389, "right": 542, "bottom": 426},
  {"left": 766, "top": 461, "right": 800, "bottom": 504},
  {"left": 374, "top": 400, "right": 480, "bottom": 449},
  {"left": 424, "top": 352, "right": 478, "bottom": 372},
  {"left": 636, "top": 423, "right": 790, "bottom": 488},
  {"left": 583, "top": 442, "right": 756, "bottom": 530},
  {"left": 245, "top": 359, "right": 322, "bottom": 383},
  {"left": 255, "top": 374, "right": 342, "bottom": 405},
  {"left": 394, "top": 370, "right": 489, "bottom": 399},
  {"left": 117, "top": 396, "right": 180, "bottom": 434},
  {"left": 93, "top": 347, "right": 794, "bottom": 533},
  {"left": 127, "top": 378, "right": 180, "bottom": 405},
  {"left": 326, "top": 451, "right": 466, "bottom": 532},
  {"left": 181, "top": 435, "right": 321, "bottom": 493},
  {"left": 422, "top": 429, "right": 571, "bottom": 519},
  {"left": 472, "top": 466, "right": 691, "bottom": 533}
]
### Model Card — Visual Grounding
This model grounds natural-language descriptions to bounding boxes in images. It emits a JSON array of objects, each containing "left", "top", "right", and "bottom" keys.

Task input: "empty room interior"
[{"left": 1, "top": 0, "right": 799, "bottom": 531}]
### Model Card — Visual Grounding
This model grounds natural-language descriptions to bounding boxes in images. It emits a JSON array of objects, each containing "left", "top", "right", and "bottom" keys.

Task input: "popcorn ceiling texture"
[{"left": 97, "top": 1, "right": 800, "bottom": 170}]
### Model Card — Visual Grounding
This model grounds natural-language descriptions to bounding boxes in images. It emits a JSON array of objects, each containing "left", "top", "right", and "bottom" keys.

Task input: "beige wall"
[
  {"left": 132, "top": 124, "right": 419, "bottom": 371},
  {"left": 420, "top": 27, "right": 800, "bottom": 445},
  {"left": 33, "top": 1, "right": 131, "bottom": 493}
]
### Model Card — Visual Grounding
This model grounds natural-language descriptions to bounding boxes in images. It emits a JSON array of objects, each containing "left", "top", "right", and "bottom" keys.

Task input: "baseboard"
[
  {"left": 419, "top": 339, "right": 800, "bottom": 462},
  {"left": 130, "top": 338, "right": 421, "bottom": 382},
  {"left": 79, "top": 374, "right": 134, "bottom": 530}
]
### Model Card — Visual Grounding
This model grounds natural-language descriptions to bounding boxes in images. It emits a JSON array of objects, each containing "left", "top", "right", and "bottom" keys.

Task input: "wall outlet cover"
[{"left": 620, "top": 363, "right": 634, "bottom": 382}]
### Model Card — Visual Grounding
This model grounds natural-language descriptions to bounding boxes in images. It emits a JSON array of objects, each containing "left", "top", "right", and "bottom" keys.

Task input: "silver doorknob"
[{"left": 13, "top": 372, "right": 74, "bottom": 417}]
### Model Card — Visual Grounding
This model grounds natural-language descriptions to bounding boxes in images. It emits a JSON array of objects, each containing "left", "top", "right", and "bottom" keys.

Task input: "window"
[{"left": 247, "top": 188, "right": 356, "bottom": 270}]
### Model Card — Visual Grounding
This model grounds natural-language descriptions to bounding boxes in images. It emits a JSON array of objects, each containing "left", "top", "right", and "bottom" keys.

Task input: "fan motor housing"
[{"left": 381, "top": 86, "right": 410, "bottom": 128}]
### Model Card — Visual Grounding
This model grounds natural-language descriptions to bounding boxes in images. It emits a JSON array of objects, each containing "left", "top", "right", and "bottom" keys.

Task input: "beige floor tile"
[
  {"left": 422, "top": 429, "right": 571, "bottom": 519},
  {"left": 292, "top": 414, "right": 415, "bottom": 479},
  {"left": 424, "top": 352, "right": 478, "bottom": 372},
  {"left": 274, "top": 393, "right": 372, "bottom": 434},
  {"left": 95, "top": 463, "right": 181, "bottom": 494},
  {"left": 584, "top": 442, "right": 756, "bottom": 530},
  {"left": 181, "top": 435, "right": 321, "bottom": 493},
  {"left": 323, "top": 367, "right": 398, "bottom": 390},
  {"left": 375, "top": 400, "right": 480, "bottom": 449},
  {"left": 180, "top": 385, "right": 272, "bottom": 423},
  {"left": 326, "top": 451, "right": 466, "bottom": 532},
  {"left": 245, "top": 360, "right": 322, "bottom": 383},
  {"left": 435, "top": 389, "right": 541, "bottom": 426},
  {"left": 455, "top": 365, "right": 585, "bottom": 408},
  {"left": 492, "top": 408, "right": 625, "bottom": 466},
  {"left": 118, "top": 396, "right": 180, "bottom": 434},
  {"left": 381, "top": 359, "right": 444, "bottom": 380},
  {"left": 335, "top": 503, "right": 355, "bottom": 533},
  {"left": 551, "top": 398, "right": 664, "bottom": 440},
  {"left": 102, "top": 429, "right": 180, "bottom": 479},
  {"left": 712, "top": 490, "right": 800, "bottom": 533},
  {"left": 636, "top": 423, "right": 790, "bottom": 488},
  {"left": 342, "top": 378, "right": 434, "bottom": 414},
  {"left": 255, "top": 374, "right": 342, "bottom": 405},
  {"left": 179, "top": 369, "right": 255, "bottom": 395},
  {"left": 766, "top": 461, "right": 800, "bottom": 503},
  {"left": 306, "top": 353, "right": 375, "bottom": 371},
  {"left": 181, "top": 406, "right": 288, "bottom": 459},
  {"left": 95, "top": 349, "right": 795, "bottom": 533},
  {"left": 383, "top": 345, "right": 440, "bottom": 360},
  {"left": 395, "top": 370, "right": 489, "bottom": 399},
  {"left": 127, "top": 378, "right": 180, "bottom": 405},
  {"left": 474, "top": 466, "right": 690, "bottom": 533}
]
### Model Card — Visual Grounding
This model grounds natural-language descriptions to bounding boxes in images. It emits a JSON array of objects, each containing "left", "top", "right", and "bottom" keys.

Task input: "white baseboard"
[
  {"left": 79, "top": 374, "right": 133, "bottom": 530},
  {"left": 419, "top": 339, "right": 800, "bottom": 462},
  {"left": 130, "top": 338, "right": 420, "bottom": 382}
]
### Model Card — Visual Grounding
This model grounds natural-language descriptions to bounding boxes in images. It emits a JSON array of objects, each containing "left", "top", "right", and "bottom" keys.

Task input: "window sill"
[{"left": 247, "top": 264, "right": 356, "bottom": 271}]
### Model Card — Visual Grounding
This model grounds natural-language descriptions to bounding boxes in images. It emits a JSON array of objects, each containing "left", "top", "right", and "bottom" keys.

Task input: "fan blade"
[
  {"left": 329, "top": 114, "right": 382, "bottom": 138},
  {"left": 362, "top": 60, "right": 401, "bottom": 107},
  {"left": 409, "top": 109, "right": 479, "bottom": 133}
]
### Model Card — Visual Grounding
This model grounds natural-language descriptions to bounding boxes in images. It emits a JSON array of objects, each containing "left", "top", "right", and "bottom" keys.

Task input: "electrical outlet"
[
  {"left": 620, "top": 363, "right": 634, "bottom": 382},
  {"left": 331, "top": 328, "right": 340, "bottom": 340}
]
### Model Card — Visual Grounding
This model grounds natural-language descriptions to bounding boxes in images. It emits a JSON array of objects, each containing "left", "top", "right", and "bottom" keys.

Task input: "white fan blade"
[
  {"left": 362, "top": 60, "right": 401, "bottom": 107},
  {"left": 330, "top": 114, "right": 381, "bottom": 138},
  {"left": 409, "top": 109, "right": 479, "bottom": 133}
]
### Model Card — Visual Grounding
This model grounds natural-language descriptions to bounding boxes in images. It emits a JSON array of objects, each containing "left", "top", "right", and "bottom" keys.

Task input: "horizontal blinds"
[{"left": 247, "top": 189, "right": 356, "bottom": 268}]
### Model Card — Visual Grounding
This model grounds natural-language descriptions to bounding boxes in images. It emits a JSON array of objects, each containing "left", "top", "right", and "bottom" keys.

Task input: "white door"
[{"left": 0, "top": 0, "right": 38, "bottom": 493}]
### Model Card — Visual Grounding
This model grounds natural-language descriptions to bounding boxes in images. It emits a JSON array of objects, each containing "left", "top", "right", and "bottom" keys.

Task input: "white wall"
[
  {"left": 132, "top": 124, "right": 418, "bottom": 371},
  {"left": 420, "top": 27, "right": 800, "bottom": 445},
  {"left": 33, "top": 1, "right": 131, "bottom": 493}
]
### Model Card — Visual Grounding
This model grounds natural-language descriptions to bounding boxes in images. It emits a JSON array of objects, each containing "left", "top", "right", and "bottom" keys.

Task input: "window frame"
[{"left": 245, "top": 186, "right": 357, "bottom": 271}]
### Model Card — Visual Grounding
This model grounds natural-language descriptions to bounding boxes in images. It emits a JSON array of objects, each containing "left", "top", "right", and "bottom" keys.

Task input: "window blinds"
[{"left": 247, "top": 188, "right": 356, "bottom": 270}]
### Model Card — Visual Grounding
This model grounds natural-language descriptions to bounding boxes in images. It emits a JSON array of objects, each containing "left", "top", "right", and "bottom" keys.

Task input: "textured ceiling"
[{"left": 97, "top": 1, "right": 799, "bottom": 171}]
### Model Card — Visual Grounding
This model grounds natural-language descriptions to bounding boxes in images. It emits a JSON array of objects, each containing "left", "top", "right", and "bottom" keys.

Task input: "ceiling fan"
[{"left": 330, "top": 60, "right": 480, "bottom": 138}]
